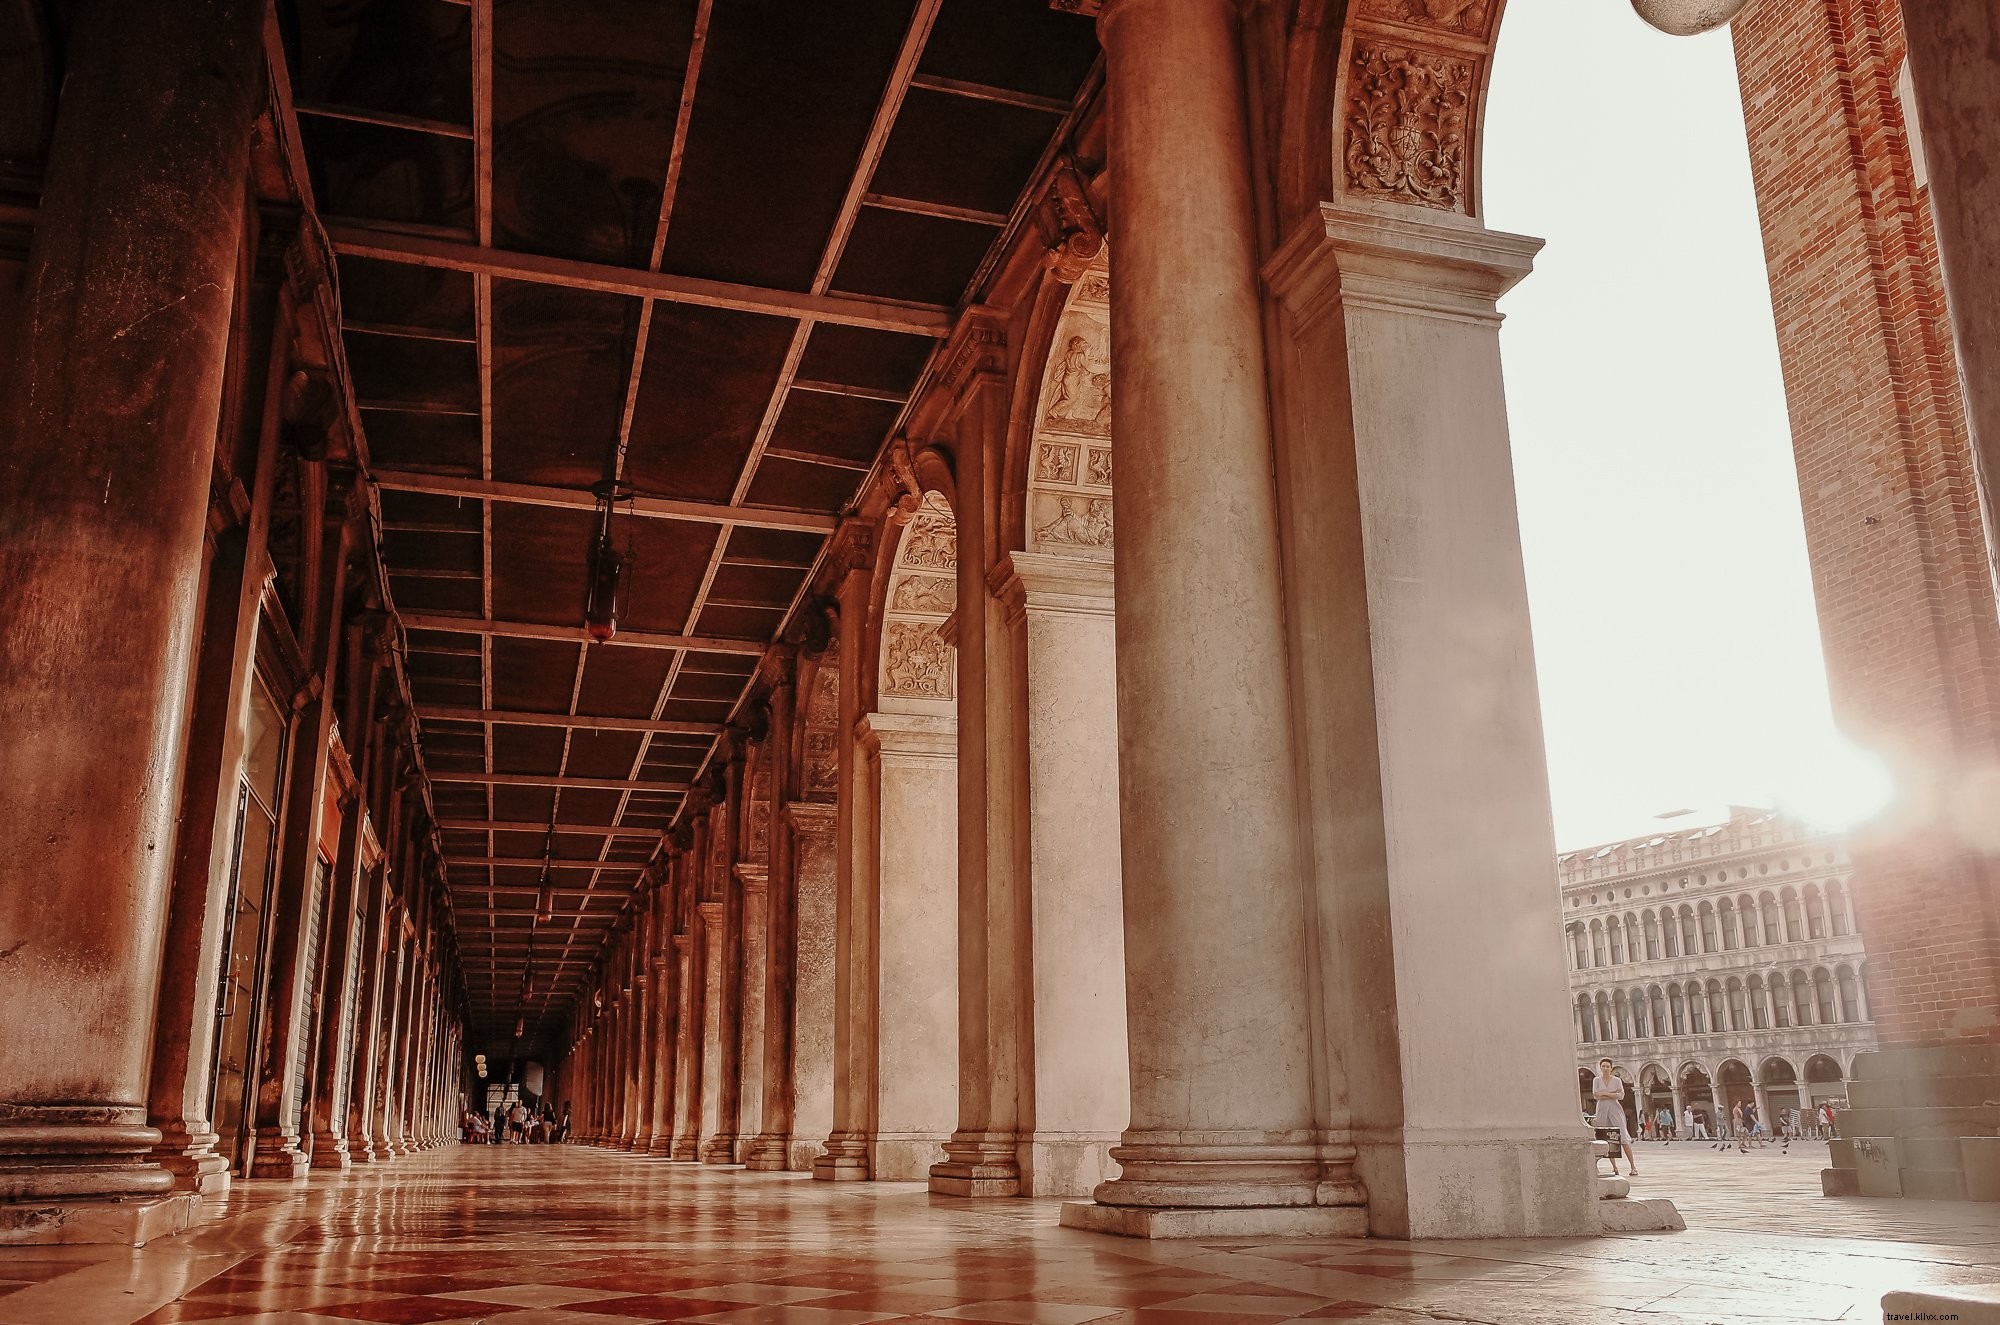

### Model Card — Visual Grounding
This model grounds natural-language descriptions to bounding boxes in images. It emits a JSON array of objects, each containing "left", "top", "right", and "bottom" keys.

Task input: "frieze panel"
[
  {"left": 882, "top": 621, "right": 954, "bottom": 700},
  {"left": 1073, "top": 270, "right": 1110, "bottom": 306},
  {"left": 900, "top": 513, "right": 956, "bottom": 571},
  {"left": 1042, "top": 322, "right": 1112, "bottom": 437},
  {"left": 1343, "top": 41, "right": 1473, "bottom": 212},
  {"left": 1085, "top": 447, "right": 1112, "bottom": 488},
  {"left": 1358, "top": 0, "right": 1494, "bottom": 34},
  {"left": 890, "top": 574, "right": 955, "bottom": 615},
  {"left": 1033, "top": 494, "right": 1114, "bottom": 552},
  {"left": 1037, "top": 442, "right": 1079, "bottom": 485},
  {"left": 804, "top": 667, "right": 838, "bottom": 796}
]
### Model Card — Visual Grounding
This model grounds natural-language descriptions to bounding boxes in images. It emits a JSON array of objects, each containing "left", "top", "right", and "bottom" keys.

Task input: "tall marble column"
[
  {"left": 620, "top": 936, "right": 643, "bottom": 1150},
  {"left": 816, "top": 540, "right": 880, "bottom": 1182},
  {"left": 673, "top": 803, "right": 714, "bottom": 1160},
  {"left": 746, "top": 666, "right": 799, "bottom": 1171},
  {"left": 932, "top": 330, "right": 1033, "bottom": 1199},
  {"left": 647, "top": 856, "right": 682, "bottom": 1156},
  {"left": 0, "top": 0, "right": 264, "bottom": 1244},
  {"left": 736, "top": 861, "right": 769, "bottom": 1163},
  {"left": 995, "top": 552, "right": 1130, "bottom": 1197},
  {"left": 629, "top": 903, "right": 657, "bottom": 1153},
  {"left": 308, "top": 794, "right": 372, "bottom": 1169},
  {"left": 372, "top": 921, "right": 408, "bottom": 1157},
  {"left": 1061, "top": 0, "right": 1355, "bottom": 1238},
  {"left": 785, "top": 802, "right": 839, "bottom": 1172},
  {"left": 702, "top": 744, "right": 748, "bottom": 1163},
  {"left": 148, "top": 281, "right": 294, "bottom": 1197}
]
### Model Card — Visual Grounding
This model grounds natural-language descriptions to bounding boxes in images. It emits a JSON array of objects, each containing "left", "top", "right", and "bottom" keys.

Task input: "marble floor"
[{"left": 2, "top": 1142, "right": 1997, "bottom": 1325}]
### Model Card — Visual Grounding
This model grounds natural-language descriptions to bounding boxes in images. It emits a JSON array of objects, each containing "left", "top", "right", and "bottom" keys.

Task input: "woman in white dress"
[{"left": 1591, "top": 1058, "right": 1640, "bottom": 1177}]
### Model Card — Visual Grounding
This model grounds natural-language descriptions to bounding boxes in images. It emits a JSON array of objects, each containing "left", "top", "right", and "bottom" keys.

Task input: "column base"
[
  {"left": 0, "top": 1192, "right": 201, "bottom": 1246},
  {"left": 308, "top": 1135, "right": 351, "bottom": 1171},
  {"left": 1026, "top": 1132, "right": 1121, "bottom": 1198},
  {"left": 670, "top": 1138, "right": 700, "bottom": 1162},
  {"left": 647, "top": 1137, "right": 675, "bottom": 1157},
  {"left": 1353, "top": 1131, "right": 1597, "bottom": 1239},
  {"left": 247, "top": 1129, "right": 309, "bottom": 1179},
  {"left": 151, "top": 1128, "right": 231, "bottom": 1196},
  {"left": 929, "top": 1131, "right": 1022, "bottom": 1197},
  {"left": 813, "top": 1133, "right": 870, "bottom": 1181},
  {"left": 699, "top": 1135, "right": 739, "bottom": 1165},
  {"left": 743, "top": 1134, "right": 790, "bottom": 1171},
  {"left": 872, "top": 1132, "right": 947, "bottom": 1182},
  {"left": 348, "top": 1140, "right": 376, "bottom": 1164},
  {"left": 1060, "top": 1200, "right": 1367, "bottom": 1239}
]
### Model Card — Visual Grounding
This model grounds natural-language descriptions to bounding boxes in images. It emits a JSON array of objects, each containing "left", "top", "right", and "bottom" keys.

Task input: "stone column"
[
  {"left": 746, "top": 667, "right": 800, "bottom": 1171},
  {"left": 1061, "top": 0, "right": 1348, "bottom": 1239},
  {"left": 629, "top": 905, "right": 657, "bottom": 1153},
  {"left": 737, "top": 863, "right": 769, "bottom": 1163},
  {"left": 864, "top": 712, "right": 961, "bottom": 1181},
  {"left": 932, "top": 335, "right": 1032, "bottom": 1200},
  {"left": 816, "top": 548, "right": 880, "bottom": 1182},
  {"left": 697, "top": 900, "right": 727, "bottom": 1154},
  {"left": 1262, "top": 203, "right": 1595, "bottom": 1237},
  {"left": 647, "top": 857, "right": 681, "bottom": 1156},
  {"left": 0, "top": 0, "right": 263, "bottom": 1244},
  {"left": 994, "top": 552, "right": 1130, "bottom": 1198},
  {"left": 673, "top": 805, "right": 713, "bottom": 1160},
  {"left": 620, "top": 937, "right": 643, "bottom": 1150},
  {"left": 786, "top": 801, "right": 839, "bottom": 1172},
  {"left": 148, "top": 279, "right": 294, "bottom": 1197},
  {"left": 702, "top": 744, "right": 748, "bottom": 1163},
  {"left": 347, "top": 785, "right": 400, "bottom": 1164},
  {"left": 307, "top": 793, "right": 370, "bottom": 1169}
]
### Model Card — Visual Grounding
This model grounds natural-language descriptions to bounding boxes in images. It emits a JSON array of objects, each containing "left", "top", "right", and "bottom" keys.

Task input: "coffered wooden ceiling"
[{"left": 279, "top": 0, "right": 1102, "bottom": 1045}]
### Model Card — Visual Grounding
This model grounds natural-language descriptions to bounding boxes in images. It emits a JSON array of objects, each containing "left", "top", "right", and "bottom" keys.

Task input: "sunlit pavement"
[{"left": 2, "top": 1143, "right": 1998, "bottom": 1325}]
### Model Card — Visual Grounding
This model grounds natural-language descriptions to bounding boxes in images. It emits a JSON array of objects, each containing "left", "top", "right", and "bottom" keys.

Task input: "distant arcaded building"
[{"left": 1560, "top": 809, "right": 1877, "bottom": 1133}]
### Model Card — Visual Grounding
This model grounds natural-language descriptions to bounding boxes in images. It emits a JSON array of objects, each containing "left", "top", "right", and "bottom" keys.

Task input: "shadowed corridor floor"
[{"left": 2, "top": 1144, "right": 1998, "bottom": 1325}]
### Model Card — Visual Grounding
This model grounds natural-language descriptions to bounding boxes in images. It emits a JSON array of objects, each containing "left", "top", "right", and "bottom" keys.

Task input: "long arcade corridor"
[{"left": 4, "top": 1144, "right": 2000, "bottom": 1325}]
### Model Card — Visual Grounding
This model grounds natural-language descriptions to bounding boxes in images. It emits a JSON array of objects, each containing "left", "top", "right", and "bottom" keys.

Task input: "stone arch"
[
  {"left": 875, "top": 493, "right": 957, "bottom": 717},
  {"left": 1025, "top": 258, "right": 1114, "bottom": 560}
]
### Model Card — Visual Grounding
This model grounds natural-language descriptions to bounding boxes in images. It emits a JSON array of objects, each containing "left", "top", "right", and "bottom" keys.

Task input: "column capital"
[
  {"left": 1264, "top": 204, "right": 1540, "bottom": 330},
  {"left": 990, "top": 551, "right": 1115, "bottom": 623},
  {"left": 856, "top": 710, "right": 958, "bottom": 761}
]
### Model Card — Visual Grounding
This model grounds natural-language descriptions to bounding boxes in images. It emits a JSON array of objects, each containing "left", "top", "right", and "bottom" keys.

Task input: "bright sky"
[{"left": 1483, "top": 2, "right": 1848, "bottom": 851}]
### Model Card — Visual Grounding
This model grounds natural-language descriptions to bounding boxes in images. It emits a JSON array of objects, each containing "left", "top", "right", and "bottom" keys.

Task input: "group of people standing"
[
  {"left": 462, "top": 1098, "right": 569, "bottom": 1145},
  {"left": 1589, "top": 1057, "right": 1842, "bottom": 1176}
]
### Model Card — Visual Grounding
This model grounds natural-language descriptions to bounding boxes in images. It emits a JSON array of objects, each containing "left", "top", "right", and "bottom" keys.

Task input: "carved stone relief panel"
[
  {"left": 1343, "top": 41, "right": 1474, "bottom": 213},
  {"left": 1028, "top": 262, "right": 1115, "bottom": 560},
  {"left": 877, "top": 491, "right": 957, "bottom": 708},
  {"left": 804, "top": 665, "right": 838, "bottom": 798},
  {"left": 1357, "top": 0, "right": 1495, "bottom": 35}
]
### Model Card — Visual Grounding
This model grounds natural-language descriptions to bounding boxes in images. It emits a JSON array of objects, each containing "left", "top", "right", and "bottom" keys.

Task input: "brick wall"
[{"left": 1733, "top": 0, "right": 2000, "bottom": 1045}]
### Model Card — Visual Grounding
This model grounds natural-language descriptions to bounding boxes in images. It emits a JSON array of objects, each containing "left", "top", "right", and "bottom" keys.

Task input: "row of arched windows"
[
  {"left": 1566, "top": 882, "right": 1854, "bottom": 971},
  {"left": 1575, "top": 963, "right": 1869, "bottom": 1043}
]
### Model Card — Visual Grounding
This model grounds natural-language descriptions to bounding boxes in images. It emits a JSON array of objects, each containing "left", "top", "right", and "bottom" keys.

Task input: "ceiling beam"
[
  {"left": 437, "top": 817, "right": 664, "bottom": 836},
  {"left": 295, "top": 101, "right": 474, "bottom": 139},
  {"left": 418, "top": 705, "right": 720, "bottom": 736},
  {"left": 370, "top": 469, "right": 838, "bottom": 534},
  {"left": 324, "top": 222, "right": 953, "bottom": 337},
  {"left": 399, "top": 612, "right": 767, "bottom": 656},
  {"left": 908, "top": 71, "right": 1073, "bottom": 115},
  {"left": 428, "top": 770, "right": 689, "bottom": 792},
  {"left": 443, "top": 856, "right": 650, "bottom": 870}
]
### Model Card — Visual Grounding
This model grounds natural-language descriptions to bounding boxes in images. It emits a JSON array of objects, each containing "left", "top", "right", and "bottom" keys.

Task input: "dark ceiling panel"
[
  {"left": 564, "top": 729, "right": 647, "bottom": 780},
  {"left": 918, "top": 0, "right": 1102, "bottom": 102},
  {"left": 290, "top": 0, "right": 473, "bottom": 124},
  {"left": 361, "top": 411, "right": 482, "bottom": 473},
  {"left": 796, "top": 324, "right": 933, "bottom": 394},
  {"left": 764, "top": 391, "right": 904, "bottom": 466},
  {"left": 336, "top": 255, "right": 475, "bottom": 334},
  {"left": 490, "top": 0, "right": 700, "bottom": 266},
  {"left": 576, "top": 649, "right": 676, "bottom": 720},
  {"left": 493, "top": 784, "right": 558, "bottom": 823},
  {"left": 615, "top": 518, "right": 723, "bottom": 636},
  {"left": 657, "top": 0, "right": 920, "bottom": 290},
  {"left": 623, "top": 303, "right": 797, "bottom": 502},
  {"left": 490, "top": 279, "right": 639, "bottom": 489},
  {"left": 493, "top": 724, "right": 568, "bottom": 775},
  {"left": 725, "top": 527, "right": 826, "bottom": 567},
  {"left": 385, "top": 576, "right": 483, "bottom": 617},
  {"left": 831, "top": 207, "right": 997, "bottom": 305},
  {"left": 872, "top": 89, "right": 1063, "bottom": 217},
  {"left": 491, "top": 636, "right": 584, "bottom": 713},
  {"left": 303, "top": 117, "right": 473, "bottom": 229},
  {"left": 742, "top": 455, "right": 865, "bottom": 514},
  {"left": 346, "top": 329, "right": 479, "bottom": 412}
]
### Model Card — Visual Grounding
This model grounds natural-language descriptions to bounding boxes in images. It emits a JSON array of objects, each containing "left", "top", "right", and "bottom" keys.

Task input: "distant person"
[
  {"left": 1820, "top": 1101, "right": 1838, "bottom": 1138},
  {"left": 1657, "top": 1106, "right": 1675, "bottom": 1143},
  {"left": 491, "top": 1103, "right": 506, "bottom": 1145},
  {"left": 509, "top": 1099, "right": 528, "bottom": 1143},
  {"left": 1590, "top": 1059, "right": 1639, "bottom": 1177},
  {"left": 558, "top": 1102, "right": 572, "bottom": 1143}
]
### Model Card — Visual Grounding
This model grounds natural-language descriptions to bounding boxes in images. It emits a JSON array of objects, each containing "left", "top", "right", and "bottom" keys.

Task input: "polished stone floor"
[{"left": 2, "top": 1142, "right": 1998, "bottom": 1325}]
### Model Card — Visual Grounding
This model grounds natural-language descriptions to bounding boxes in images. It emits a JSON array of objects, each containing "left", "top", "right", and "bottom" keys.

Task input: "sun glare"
[{"left": 1769, "top": 732, "right": 1898, "bottom": 834}]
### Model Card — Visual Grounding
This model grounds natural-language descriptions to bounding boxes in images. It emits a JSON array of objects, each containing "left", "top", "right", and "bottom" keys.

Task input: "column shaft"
[
  {"left": 0, "top": 0, "right": 264, "bottom": 1239},
  {"left": 702, "top": 749, "right": 748, "bottom": 1162}
]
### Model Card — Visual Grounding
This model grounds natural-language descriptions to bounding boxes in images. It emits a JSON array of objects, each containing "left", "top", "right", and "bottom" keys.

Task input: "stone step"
[
  {"left": 1597, "top": 1197, "right": 1685, "bottom": 1233},
  {"left": 1595, "top": 1174, "right": 1629, "bottom": 1200},
  {"left": 1880, "top": 1283, "right": 2000, "bottom": 1325}
]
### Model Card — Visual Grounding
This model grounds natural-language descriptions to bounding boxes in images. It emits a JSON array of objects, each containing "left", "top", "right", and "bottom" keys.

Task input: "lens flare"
[{"left": 1771, "top": 732, "right": 1896, "bottom": 833}]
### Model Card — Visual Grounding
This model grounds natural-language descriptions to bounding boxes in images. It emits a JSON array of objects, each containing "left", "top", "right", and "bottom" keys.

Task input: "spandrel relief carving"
[
  {"left": 1037, "top": 443, "right": 1079, "bottom": 485},
  {"left": 1043, "top": 326, "right": 1111, "bottom": 437},
  {"left": 882, "top": 621, "right": 954, "bottom": 700},
  {"left": 899, "top": 515, "right": 956, "bottom": 572},
  {"left": 890, "top": 574, "right": 955, "bottom": 615},
  {"left": 1344, "top": 42, "right": 1473, "bottom": 212}
]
